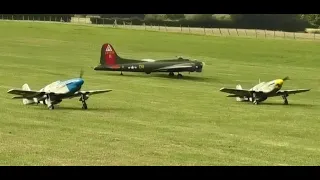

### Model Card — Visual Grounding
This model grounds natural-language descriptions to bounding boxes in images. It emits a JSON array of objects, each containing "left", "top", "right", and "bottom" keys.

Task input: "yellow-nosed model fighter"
[{"left": 220, "top": 77, "right": 310, "bottom": 105}]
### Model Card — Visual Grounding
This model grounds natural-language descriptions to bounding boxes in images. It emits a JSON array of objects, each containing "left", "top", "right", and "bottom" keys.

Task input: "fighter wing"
[
  {"left": 7, "top": 89, "right": 63, "bottom": 99},
  {"left": 219, "top": 88, "right": 254, "bottom": 97},
  {"left": 72, "top": 89, "right": 113, "bottom": 97},
  {"left": 274, "top": 89, "right": 311, "bottom": 96},
  {"left": 7, "top": 89, "right": 46, "bottom": 98}
]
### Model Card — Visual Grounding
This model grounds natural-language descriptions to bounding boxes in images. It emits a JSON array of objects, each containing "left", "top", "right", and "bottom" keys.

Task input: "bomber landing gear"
[
  {"left": 120, "top": 71, "right": 123, "bottom": 75},
  {"left": 168, "top": 72, "right": 183, "bottom": 78},
  {"left": 282, "top": 94, "right": 289, "bottom": 105}
]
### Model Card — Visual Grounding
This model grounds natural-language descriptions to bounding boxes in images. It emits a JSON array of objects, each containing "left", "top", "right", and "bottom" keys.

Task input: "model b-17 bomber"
[{"left": 94, "top": 43, "right": 205, "bottom": 78}]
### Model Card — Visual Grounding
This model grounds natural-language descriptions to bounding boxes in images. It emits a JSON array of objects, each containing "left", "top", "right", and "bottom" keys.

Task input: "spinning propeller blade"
[
  {"left": 282, "top": 76, "right": 290, "bottom": 81},
  {"left": 80, "top": 69, "right": 84, "bottom": 78}
]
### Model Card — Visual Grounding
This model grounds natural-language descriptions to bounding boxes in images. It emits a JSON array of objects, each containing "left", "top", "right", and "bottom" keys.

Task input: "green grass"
[{"left": 0, "top": 21, "right": 319, "bottom": 166}]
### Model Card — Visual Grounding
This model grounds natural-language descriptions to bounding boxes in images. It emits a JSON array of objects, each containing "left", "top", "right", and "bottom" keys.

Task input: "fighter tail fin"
[
  {"left": 236, "top": 84, "right": 242, "bottom": 90},
  {"left": 22, "top": 84, "right": 36, "bottom": 105},
  {"left": 235, "top": 84, "right": 249, "bottom": 102},
  {"left": 100, "top": 43, "right": 121, "bottom": 66}
]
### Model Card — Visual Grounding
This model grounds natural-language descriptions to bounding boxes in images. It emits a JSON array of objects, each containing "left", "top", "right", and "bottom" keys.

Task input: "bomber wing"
[
  {"left": 272, "top": 89, "right": 311, "bottom": 97},
  {"left": 155, "top": 63, "right": 194, "bottom": 72}
]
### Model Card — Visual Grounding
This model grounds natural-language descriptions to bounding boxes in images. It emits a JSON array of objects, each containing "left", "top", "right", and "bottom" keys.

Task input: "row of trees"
[
  {"left": 0, "top": 14, "right": 72, "bottom": 22},
  {"left": 99, "top": 14, "right": 320, "bottom": 28},
  {"left": 1, "top": 14, "right": 319, "bottom": 32},
  {"left": 90, "top": 14, "right": 320, "bottom": 32}
]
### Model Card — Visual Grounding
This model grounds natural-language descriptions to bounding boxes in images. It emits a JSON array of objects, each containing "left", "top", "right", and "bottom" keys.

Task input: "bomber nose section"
[{"left": 195, "top": 61, "right": 204, "bottom": 72}]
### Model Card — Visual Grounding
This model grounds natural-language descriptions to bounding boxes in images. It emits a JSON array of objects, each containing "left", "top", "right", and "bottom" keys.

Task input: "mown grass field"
[{"left": 0, "top": 21, "right": 319, "bottom": 166}]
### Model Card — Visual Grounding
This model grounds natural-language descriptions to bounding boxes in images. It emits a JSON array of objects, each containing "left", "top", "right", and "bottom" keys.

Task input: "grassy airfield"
[{"left": 0, "top": 21, "right": 319, "bottom": 166}]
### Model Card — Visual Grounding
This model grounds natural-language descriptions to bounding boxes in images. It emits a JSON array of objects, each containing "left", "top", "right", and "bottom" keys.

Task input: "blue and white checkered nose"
[
  {"left": 75, "top": 78, "right": 84, "bottom": 86},
  {"left": 66, "top": 78, "right": 84, "bottom": 93}
]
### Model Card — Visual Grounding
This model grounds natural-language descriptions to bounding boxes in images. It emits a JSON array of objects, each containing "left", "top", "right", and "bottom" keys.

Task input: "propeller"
[
  {"left": 282, "top": 76, "right": 289, "bottom": 81},
  {"left": 198, "top": 61, "right": 205, "bottom": 77},
  {"left": 78, "top": 69, "right": 85, "bottom": 93},
  {"left": 80, "top": 69, "right": 84, "bottom": 78}
]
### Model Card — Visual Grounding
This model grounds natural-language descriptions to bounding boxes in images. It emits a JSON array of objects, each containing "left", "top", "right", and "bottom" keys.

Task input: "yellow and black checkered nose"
[{"left": 275, "top": 79, "right": 284, "bottom": 88}]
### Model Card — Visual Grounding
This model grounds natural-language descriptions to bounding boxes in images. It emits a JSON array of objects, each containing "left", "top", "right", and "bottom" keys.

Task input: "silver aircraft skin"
[
  {"left": 7, "top": 71, "right": 112, "bottom": 110},
  {"left": 219, "top": 77, "right": 310, "bottom": 105}
]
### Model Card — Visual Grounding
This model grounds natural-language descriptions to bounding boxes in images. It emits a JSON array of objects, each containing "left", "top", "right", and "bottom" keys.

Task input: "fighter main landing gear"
[
  {"left": 46, "top": 94, "right": 55, "bottom": 110},
  {"left": 282, "top": 94, "right": 289, "bottom": 105},
  {"left": 48, "top": 105, "right": 54, "bottom": 110},
  {"left": 80, "top": 94, "right": 88, "bottom": 110},
  {"left": 252, "top": 93, "right": 259, "bottom": 105},
  {"left": 82, "top": 101, "right": 88, "bottom": 109}
]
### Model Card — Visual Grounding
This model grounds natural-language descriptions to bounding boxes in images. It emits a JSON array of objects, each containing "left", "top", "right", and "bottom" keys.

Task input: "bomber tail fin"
[
  {"left": 100, "top": 43, "right": 121, "bottom": 66},
  {"left": 98, "top": 43, "right": 141, "bottom": 67},
  {"left": 22, "top": 84, "right": 36, "bottom": 105}
]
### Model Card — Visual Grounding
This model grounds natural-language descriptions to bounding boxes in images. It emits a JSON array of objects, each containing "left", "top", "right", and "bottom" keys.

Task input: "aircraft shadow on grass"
[
  {"left": 257, "top": 102, "right": 316, "bottom": 107},
  {"left": 101, "top": 72, "right": 216, "bottom": 82},
  {"left": 236, "top": 101, "right": 315, "bottom": 107},
  {"left": 33, "top": 105, "right": 129, "bottom": 112}
]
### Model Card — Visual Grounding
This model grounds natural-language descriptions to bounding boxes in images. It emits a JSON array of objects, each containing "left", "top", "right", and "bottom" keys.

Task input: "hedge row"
[
  {"left": 0, "top": 14, "right": 72, "bottom": 22},
  {"left": 89, "top": 17, "right": 308, "bottom": 32},
  {"left": 90, "top": 17, "right": 234, "bottom": 27},
  {"left": 0, "top": 14, "right": 309, "bottom": 32}
]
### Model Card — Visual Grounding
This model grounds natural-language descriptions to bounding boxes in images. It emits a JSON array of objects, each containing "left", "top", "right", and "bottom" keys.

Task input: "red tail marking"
[
  {"left": 110, "top": 64, "right": 120, "bottom": 69},
  {"left": 104, "top": 43, "right": 117, "bottom": 65}
]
